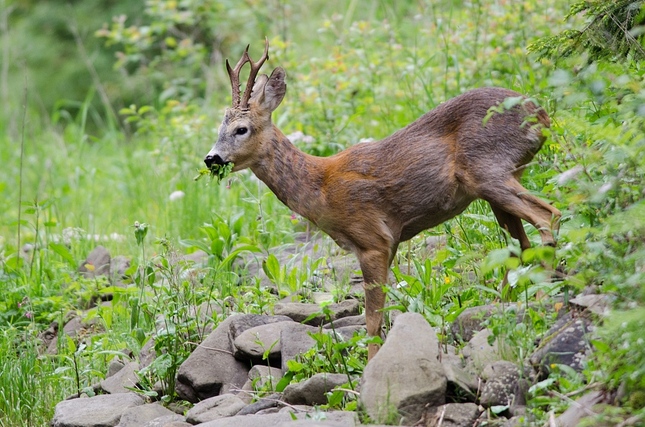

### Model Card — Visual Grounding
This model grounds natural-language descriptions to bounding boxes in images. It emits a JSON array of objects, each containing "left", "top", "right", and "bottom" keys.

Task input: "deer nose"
[{"left": 204, "top": 154, "right": 224, "bottom": 168}]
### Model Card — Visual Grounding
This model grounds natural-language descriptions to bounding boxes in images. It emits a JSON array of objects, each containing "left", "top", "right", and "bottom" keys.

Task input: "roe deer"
[{"left": 204, "top": 40, "right": 561, "bottom": 359}]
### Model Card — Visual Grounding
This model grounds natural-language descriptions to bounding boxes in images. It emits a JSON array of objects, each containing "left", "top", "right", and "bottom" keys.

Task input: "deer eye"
[{"left": 235, "top": 127, "right": 248, "bottom": 136}]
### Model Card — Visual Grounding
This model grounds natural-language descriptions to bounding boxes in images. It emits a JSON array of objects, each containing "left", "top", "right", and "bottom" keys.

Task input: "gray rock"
[
  {"left": 240, "top": 366, "right": 284, "bottom": 404},
  {"left": 280, "top": 323, "right": 318, "bottom": 373},
  {"left": 176, "top": 315, "right": 250, "bottom": 402},
  {"left": 110, "top": 255, "right": 131, "bottom": 284},
  {"left": 322, "top": 315, "right": 366, "bottom": 329},
  {"left": 249, "top": 365, "right": 284, "bottom": 390},
  {"left": 197, "top": 410, "right": 356, "bottom": 427},
  {"left": 274, "top": 300, "right": 360, "bottom": 326},
  {"left": 141, "top": 414, "right": 187, "bottom": 427},
  {"left": 283, "top": 373, "right": 349, "bottom": 405},
  {"left": 182, "top": 249, "right": 209, "bottom": 266},
  {"left": 101, "top": 361, "right": 140, "bottom": 394},
  {"left": 570, "top": 294, "right": 612, "bottom": 316},
  {"left": 107, "top": 359, "right": 125, "bottom": 378},
  {"left": 51, "top": 393, "right": 145, "bottom": 427},
  {"left": 554, "top": 390, "right": 604, "bottom": 427},
  {"left": 229, "top": 314, "right": 295, "bottom": 341},
  {"left": 423, "top": 402, "right": 480, "bottom": 427},
  {"left": 502, "top": 416, "right": 523, "bottom": 427},
  {"left": 185, "top": 393, "right": 247, "bottom": 424},
  {"left": 78, "top": 245, "right": 111, "bottom": 278},
  {"left": 116, "top": 403, "right": 177, "bottom": 427},
  {"left": 440, "top": 354, "right": 478, "bottom": 399},
  {"left": 462, "top": 329, "right": 506, "bottom": 376},
  {"left": 530, "top": 312, "right": 593, "bottom": 376},
  {"left": 451, "top": 305, "right": 498, "bottom": 342},
  {"left": 237, "top": 392, "right": 283, "bottom": 415},
  {"left": 139, "top": 338, "right": 156, "bottom": 370},
  {"left": 360, "top": 312, "right": 447, "bottom": 425},
  {"left": 479, "top": 361, "right": 522, "bottom": 408},
  {"left": 62, "top": 316, "right": 90, "bottom": 338},
  {"left": 329, "top": 325, "right": 365, "bottom": 341},
  {"left": 234, "top": 321, "right": 295, "bottom": 362}
]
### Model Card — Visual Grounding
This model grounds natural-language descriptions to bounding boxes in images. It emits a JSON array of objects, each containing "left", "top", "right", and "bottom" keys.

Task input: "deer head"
[{"left": 204, "top": 40, "right": 287, "bottom": 171}]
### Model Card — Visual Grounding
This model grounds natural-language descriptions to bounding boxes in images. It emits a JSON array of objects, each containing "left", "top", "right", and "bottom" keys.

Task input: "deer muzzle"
[{"left": 204, "top": 153, "right": 226, "bottom": 169}]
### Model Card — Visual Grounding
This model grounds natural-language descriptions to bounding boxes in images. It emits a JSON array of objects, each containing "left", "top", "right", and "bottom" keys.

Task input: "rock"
[
  {"left": 530, "top": 312, "right": 593, "bottom": 376},
  {"left": 139, "top": 338, "right": 156, "bottom": 370},
  {"left": 234, "top": 320, "right": 296, "bottom": 363},
  {"left": 51, "top": 393, "right": 145, "bottom": 427},
  {"left": 185, "top": 393, "right": 247, "bottom": 424},
  {"left": 462, "top": 329, "right": 506, "bottom": 376},
  {"left": 322, "top": 315, "right": 366, "bottom": 329},
  {"left": 311, "top": 291, "right": 335, "bottom": 304},
  {"left": 280, "top": 323, "right": 318, "bottom": 373},
  {"left": 182, "top": 249, "right": 209, "bottom": 266},
  {"left": 249, "top": 365, "right": 284, "bottom": 391},
  {"left": 273, "top": 300, "right": 360, "bottom": 326},
  {"left": 479, "top": 361, "right": 522, "bottom": 408},
  {"left": 451, "top": 305, "right": 498, "bottom": 342},
  {"left": 78, "top": 245, "right": 111, "bottom": 279},
  {"left": 101, "top": 361, "right": 140, "bottom": 394},
  {"left": 283, "top": 373, "right": 349, "bottom": 405},
  {"left": 116, "top": 403, "right": 177, "bottom": 427},
  {"left": 422, "top": 402, "right": 480, "bottom": 427},
  {"left": 110, "top": 255, "right": 131, "bottom": 284},
  {"left": 329, "top": 325, "right": 365, "bottom": 341},
  {"left": 63, "top": 316, "right": 90, "bottom": 338},
  {"left": 176, "top": 315, "right": 250, "bottom": 402},
  {"left": 439, "top": 349, "right": 478, "bottom": 399},
  {"left": 237, "top": 392, "right": 283, "bottom": 415},
  {"left": 360, "top": 312, "right": 447, "bottom": 425},
  {"left": 570, "top": 294, "right": 612, "bottom": 316},
  {"left": 554, "top": 390, "right": 605, "bottom": 427},
  {"left": 40, "top": 321, "right": 59, "bottom": 353},
  {"left": 502, "top": 416, "right": 523, "bottom": 427},
  {"left": 107, "top": 359, "right": 125, "bottom": 378},
  {"left": 141, "top": 414, "right": 187, "bottom": 427},
  {"left": 196, "top": 410, "right": 356, "bottom": 427},
  {"left": 229, "top": 314, "right": 295, "bottom": 341},
  {"left": 240, "top": 366, "right": 284, "bottom": 403}
]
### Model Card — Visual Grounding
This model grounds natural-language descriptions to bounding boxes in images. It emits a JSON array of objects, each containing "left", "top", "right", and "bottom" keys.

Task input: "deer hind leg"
[
  {"left": 479, "top": 178, "right": 561, "bottom": 247},
  {"left": 357, "top": 248, "right": 391, "bottom": 361},
  {"left": 490, "top": 205, "right": 531, "bottom": 251},
  {"left": 490, "top": 205, "right": 530, "bottom": 292}
]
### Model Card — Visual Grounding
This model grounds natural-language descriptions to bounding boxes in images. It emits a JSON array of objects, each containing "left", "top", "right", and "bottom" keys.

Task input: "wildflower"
[
  {"left": 25, "top": 311, "right": 33, "bottom": 319},
  {"left": 169, "top": 190, "right": 185, "bottom": 201}
]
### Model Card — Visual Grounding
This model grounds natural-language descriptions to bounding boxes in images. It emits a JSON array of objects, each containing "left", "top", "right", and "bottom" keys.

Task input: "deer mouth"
[{"left": 204, "top": 154, "right": 228, "bottom": 169}]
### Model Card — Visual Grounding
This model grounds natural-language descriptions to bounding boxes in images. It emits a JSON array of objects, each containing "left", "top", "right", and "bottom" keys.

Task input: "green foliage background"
[{"left": 1, "top": 0, "right": 644, "bottom": 426}]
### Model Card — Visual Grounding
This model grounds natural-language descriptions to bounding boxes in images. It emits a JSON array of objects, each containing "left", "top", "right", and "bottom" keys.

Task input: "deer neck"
[{"left": 250, "top": 128, "right": 326, "bottom": 222}]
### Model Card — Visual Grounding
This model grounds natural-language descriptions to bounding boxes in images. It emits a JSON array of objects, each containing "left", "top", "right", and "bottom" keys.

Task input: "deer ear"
[{"left": 257, "top": 67, "right": 286, "bottom": 113}]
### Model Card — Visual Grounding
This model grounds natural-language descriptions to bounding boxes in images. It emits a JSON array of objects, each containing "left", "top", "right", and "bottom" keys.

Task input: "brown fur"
[{"left": 205, "top": 45, "right": 561, "bottom": 359}]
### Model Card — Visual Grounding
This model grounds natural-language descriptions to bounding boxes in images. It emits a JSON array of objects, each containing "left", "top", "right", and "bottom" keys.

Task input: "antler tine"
[
  {"left": 226, "top": 45, "right": 251, "bottom": 108},
  {"left": 239, "top": 38, "right": 270, "bottom": 109}
]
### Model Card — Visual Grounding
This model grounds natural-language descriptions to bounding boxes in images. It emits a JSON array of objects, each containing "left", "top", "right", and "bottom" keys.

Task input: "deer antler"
[
  {"left": 225, "top": 39, "right": 270, "bottom": 109},
  {"left": 226, "top": 45, "right": 250, "bottom": 108}
]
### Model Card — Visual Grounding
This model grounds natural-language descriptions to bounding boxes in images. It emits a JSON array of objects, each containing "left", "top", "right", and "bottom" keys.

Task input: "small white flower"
[
  {"left": 169, "top": 190, "right": 185, "bottom": 201},
  {"left": 557, "top": 165, "right": 583, "bottom": 185}
]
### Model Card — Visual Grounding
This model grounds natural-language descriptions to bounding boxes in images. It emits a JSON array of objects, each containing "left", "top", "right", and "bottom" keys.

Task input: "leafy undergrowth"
[{"left": 1, "top": 0, "right": 645, "bottom": 426}]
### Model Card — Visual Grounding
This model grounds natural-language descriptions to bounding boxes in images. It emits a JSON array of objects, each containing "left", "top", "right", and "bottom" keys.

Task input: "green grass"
[{"left": 1, "top": 0, "right": 645, "bottom": 425}]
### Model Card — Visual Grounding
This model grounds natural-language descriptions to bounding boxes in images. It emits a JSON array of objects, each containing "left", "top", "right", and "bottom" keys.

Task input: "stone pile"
[{"left": 47, "top": 244, "right": 605, "bottom": 427}]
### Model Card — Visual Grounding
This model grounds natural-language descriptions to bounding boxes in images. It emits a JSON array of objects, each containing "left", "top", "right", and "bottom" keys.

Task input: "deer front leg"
[{"left": 357, "top": 249, "right": 390, "bottom": 361}]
